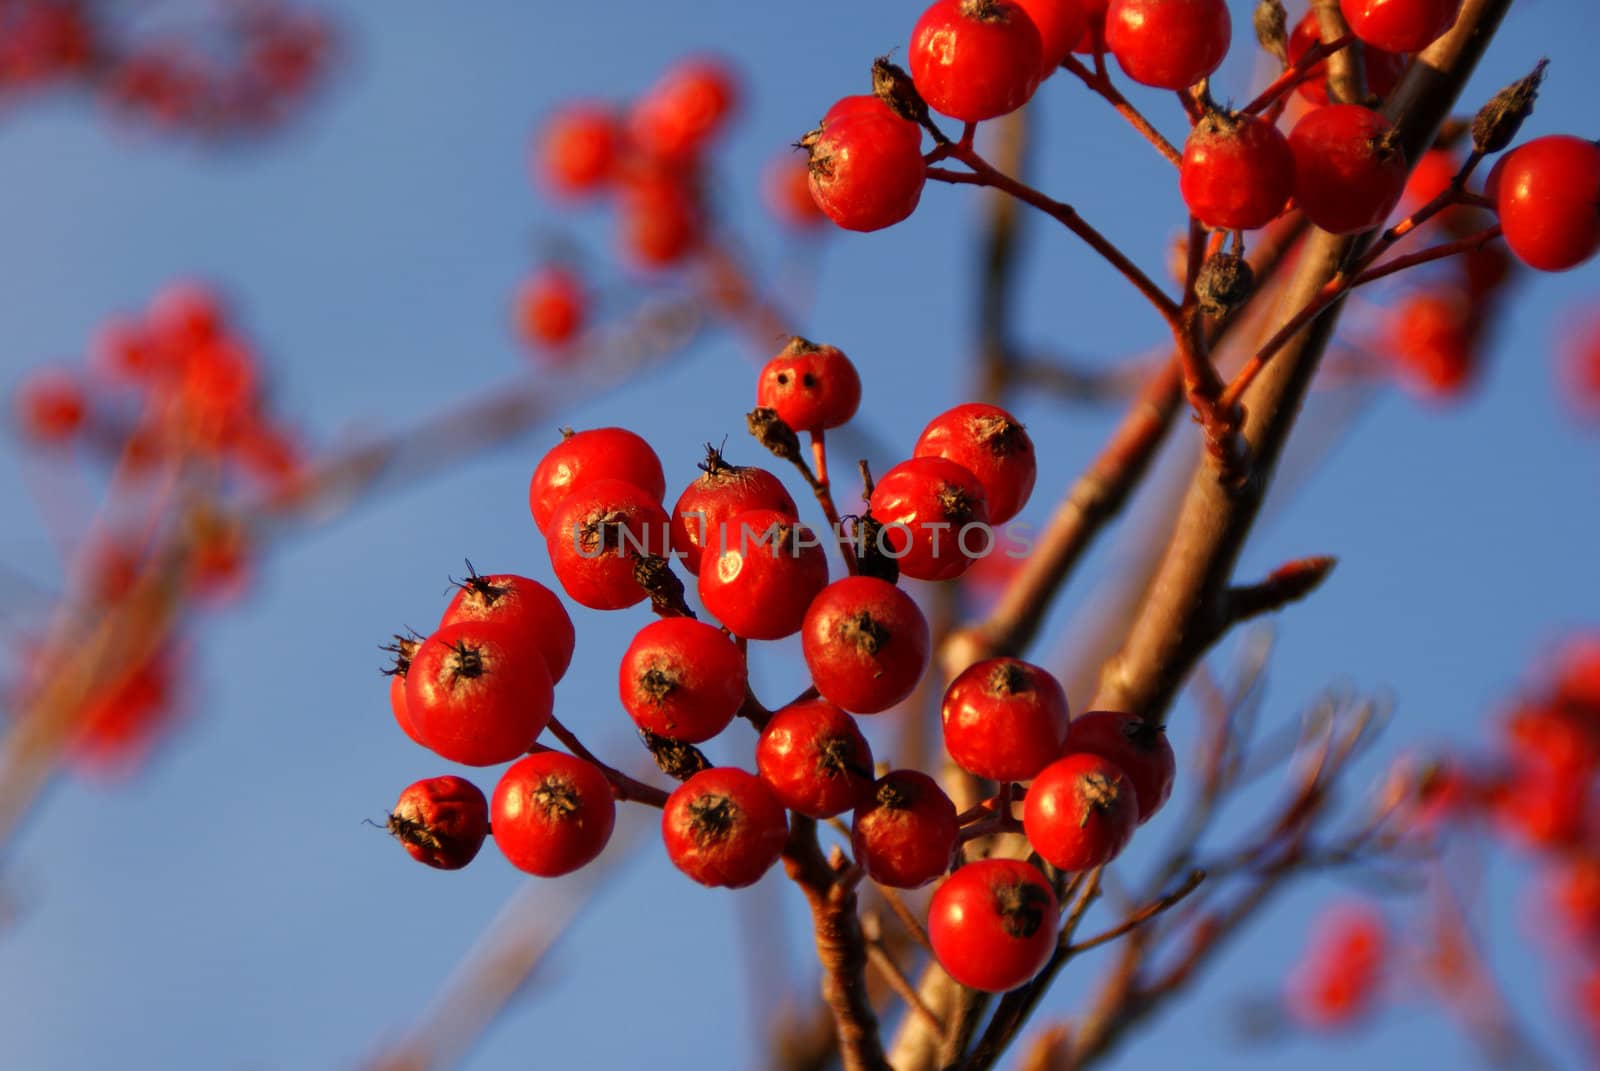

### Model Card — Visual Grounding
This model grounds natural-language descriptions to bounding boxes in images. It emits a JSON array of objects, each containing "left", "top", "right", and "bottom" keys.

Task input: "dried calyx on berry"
[
  {"left": 380, "top": 631, "right": 422, "bottom": 676},
  {"left": 640, "top": 728, "right": 712, "bottom": 780},
  {"left": 871, "top": 56, "right": 930, "bottom": 129},
  {"left": 747, "top": 406, "right": 803, "bottom": 463},
  {"left": 1473, "top": 59, "right": 1548, "bottom": 156},
  {"left": 1195, "top": 252, "right": 1255, "bottom": 317}
]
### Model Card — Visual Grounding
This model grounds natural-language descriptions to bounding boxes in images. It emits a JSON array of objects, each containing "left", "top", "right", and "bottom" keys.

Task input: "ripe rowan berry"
[
  {"left": 618, "top": 173, "right": 703, "bottom": 268},
  {"left": 148, "top": 281, "right": 224, "bottom": 355},
  {"left": 1286, "top": 904, "right": 1387, "bottom": 1029},
  {"left": 1340, "top": 0, "right": 1461, "bottom": 54},
  {"left": 1016, "top": 0, "right": 1092, "bottom": 75},
  {"left": 928, "top": 859, "right": 1059, "bottom": 992},
  {"left": 909, "top": 0, "right": 1044, "bottom": 122},
  {"left": 1071, "top": 0, "right": 1112, "bottom": 52},
  {"left": 1179, "top": 112, "right": 1296, "bottom": 231},
  {"left": 529, "top": 426, "right": 666, "bottom": 533},
  {"left": 1387, "top": 289, "right": 1475, "bottom": 398},
  {"left": 514, "top": 267, "right": 585, "bottom": 350},
  {"left": 1494, "top": 135, "right": 1600, "bottom": 273},
  {"left": 804, "top": 106, "right": 927, "bottom": 232},
  {"left": 388, "top": 775, "right": 490, "bottom": 871},
  {"left": 439, "top": 570, "right": 575, "bottom": 683},
  {"left": 536, "top": 103, "right": 621, "bottom": 197},
  {"left": 755, "top": 699, "right": 875, "bottom": 818},
  {"left": 914, "top": 403, "right": 1036, "bottom": 525},
  {"left": 618, "top": 618, "right": 748, "bottom": 742},
  {"left": 821, "top": 94, "right": 923, "bottom": 145},
  {"left": 1289, "top": 104, "right": 1409, "bottom": 235},
  {"left": 1105, "top": 0, "right": 1231, "bottom": 90},
  {"left": 1286, "top": 11, "right": 1405, "bottom": 106},
  {"left": 867, "top": 456, "right": 990, "bottom": 582},
  {"left": 13, "top": 368, "right": 87, "bottom": 444},
  {"left": 491, "top": 751, "right": 617, "bottom": 876},
  {"left": 756, "top": 337, "right": 862, "bottom": 433},
  {"left": 91, "top": 317, "right": 162, "bottom": 382},
  {"left": 628, "top": 56, "right": 739, "bottom": 163},
  {"left": 545, "top": 477, "right": 672, "bottom": 610},
  {"left": 1023, "top": 752, "right": 1139, "bottom": 870},
  {"left": 801, "top": 576, "right": 930, "bottom": 714},
  {"left": 852, "top": 769, "right": 960, "bottom": 888},
  {"left": 404, "top": 621, "right": 554, "bottom": 765},
  {"left": 1063, "top": 710, "right": 1176, "bottom": 823},
  {"left": 765, "top": 151, "right": 827, "bottom": 230},
  {"left": 670, "top": 447, "right": 797, "bottom": 576},
  {"left": 698, "top": 508, "right": 829, "bottom": 639},
  {"left": 662, "top": 766, "right": 789, "bottom": 888},
  {"left": 942, "top": 657, "right": 1071, "bottom": 781}
]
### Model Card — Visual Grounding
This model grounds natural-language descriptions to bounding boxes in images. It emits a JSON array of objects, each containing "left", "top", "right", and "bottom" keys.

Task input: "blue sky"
[{"left": 0, "top": 1, "right": 1596, "bottom": 1068}]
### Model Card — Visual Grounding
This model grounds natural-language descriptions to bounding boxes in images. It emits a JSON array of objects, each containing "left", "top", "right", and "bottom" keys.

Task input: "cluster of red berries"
[
  {"left": 1369, "top": 635, "right": 1600, "bottom": 1042},
  {"left": 381, "top": 332, "right": 1183, "bottom": 994},
  {"left": 513, "top": 57, "right": 742, "bottom": 355},
  {"left": 5, "top": 282, "right": 308, "bottom": 775},
  {"left": 0, "top": 0, "right": 331, "bottom": 139},
  {"left": 795, "top": 0, "right": 1600, "bottom": 285}
]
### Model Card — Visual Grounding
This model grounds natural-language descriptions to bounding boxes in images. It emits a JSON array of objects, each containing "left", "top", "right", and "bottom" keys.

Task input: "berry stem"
[
  {"left": 1219, "top": 223, "right": 1504, "bottom": 413},
  {"left": 1241, "top": 33, "right": 1355, "bottom": 116},
  {"left": 538, "top": 719, "right": 670, "bottom": 809},
  {"left": 1059, "top": 55, "right": 1183, "bottom": 167},
  {"left": 927, "top": 148, "right": 1180, "bottom": 323}
]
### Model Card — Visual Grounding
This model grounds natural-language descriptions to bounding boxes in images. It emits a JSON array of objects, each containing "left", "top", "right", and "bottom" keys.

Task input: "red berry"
[
  {"left": 942, "top": 657, "right": 1071, "bottom": 781},
  {"left": 928, "top": 859, "right": 1059, "bottom": 992},
  {"left": 756, "top": 337, "right": 862, "bottom": 433},
  {"left": 618, "top": 618, "right": 748, "bottom": 743},
  {"left": 92, "top": 317, "right": 162, "bottom": 381},
  {"left": 1064, "top": 710, "right": 1176, "bottom": 823},
  {"left": 805, "top": 98, "right": 925, "bottom": 233},
  {"left": 1340, "top": 0, "right": 1461, "bottom": 54},
  {"left": 1023, "top": 752, "right": 1139, "bottom": 870},
  {"left": 670, "top": 448, "right": 798, "bottom": 576},
  {"left": 536, "top": 103, "right": 620, "bottom": 197},
  {"left": 1287, "top": 12, "right": 1405, "bottom": 105},
  {"left": 1386, "top": 289, "right": 1475, "bottom": 398},
  {"left": 148, "top": 280, "right": 224, "bottom": 355},
  {"left": 913, "top": 402, "right": 1037, "bottom": 524},
  {"left": 1104, "top": 0, "right": 1231, "bottom": 90},
  {"left": 698, "top": 509, "right": 829, "bottom": 640},
  {"left": 867, "top": 457, "right": 990, "bottom": 582},
  {"left": 1016, "top": 0, "right": 1092, "bottom": 74},
  {"left": 545, "top": 478, "right": 673, "bottom": 611},
  {"left": 909, "top": 0, "right": 1044, "bottom": 122},
  {"left": 404, "top": 621, "right": 554, "bottom": 766},
  {"left": 851, "top": 769, "right": 960, "bottom": 888},
  {"left": 628, "top": 56, "right": 739, "bottom": 163},
  {"left": 388, "top": 775, "right": 490, "bottom": 870},
  {"left": 801, "top": 576, "right": 930, "bottom": 714},
  {"left": 514, "top": 267, "right": 585, "bottom": 350},
  {"left": 1179, "top": 112, "right": 1296, "bottom": 231},
  {"left": 1289, "top": 104, "right": 1409, "bottom": 235},
  {"left": 1071, "top": 0, "right": 1113, "bottom": 52},
  {"left": 491, "top": 751, "right": 617, "bottom": 876},
  {"left": 1286, "top": 904, "right": 1388, "bottom": 1029},
  {"left": 661, "top": 767, "right": 789, "bottom": 888},
  {"left": 765, "top": 151, "right": 827, "bottom": 230},
  {"left": 439, "top": 571, "right": 575, "bottom": 683},
  {"left": 755, "top": 699, "right": 875, "bottom": 818},
  {"left": 13, "top": 368, "right": 86, "bottom": 444},
  {"left": 529, "top": 427, "right": 666, "bottom": 533},
  {"left": 618, "top": 173, "right": 702, "bottom": 268},
  {"left": 383, "top": 633, "right": 429, "bottom": 748},
  {"left": 1495, "top": 135, "right": 1600, "bottom": 273}
]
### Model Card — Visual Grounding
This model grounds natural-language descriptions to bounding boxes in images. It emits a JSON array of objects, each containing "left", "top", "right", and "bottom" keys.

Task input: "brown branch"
[
  {"left": 1222, "top": 555, "right": 1337, "bottom": 630},
  {"left": 541, "top": 718, "right": 670, "bottom": 808},
  {"left": 1063, "top": 869, "right": 1207, "bottom": 955},
  {"left": 782, "top": 818, "right": 890, "bottom": 1071},
  {"left": 1089, "top": 0, "right": 1513, "bottom": 724},
  {"left": 861, "top": 912, "right": 946, "bottom": 1036},
  {"left": 940, "top": 214, "right": 1308, "bottom": 674}
]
